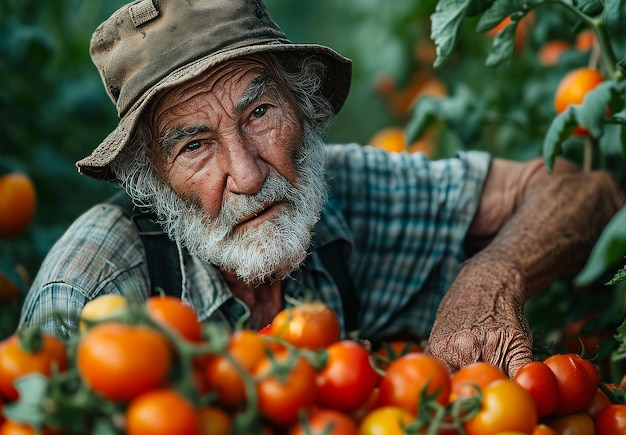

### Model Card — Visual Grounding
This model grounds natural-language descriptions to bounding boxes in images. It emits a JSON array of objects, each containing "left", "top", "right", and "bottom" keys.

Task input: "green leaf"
[
  {"left": 431, "top": 0, "right": 473, "bottom": 69},
  {"left": 604, "top": 0, "right": 626, "bottom": 32},
  {"left": 606, "top": 265, "right": 626, "bottom": 285},
  {"left": 542, "top": 108, "right": 578, "bottom": 172},
  {"left": 475, "top": 0, "right": 539, "bottom": 33},
  {"left": 576, "top": 206, "right": 626, "bottom": 285},
  {"left": 465, "top": 0, "right": 495, "bottom": 17},
  {"left": 405, "top": 96, "right": 442, "bottom": 144},
  {"left": 485, "top": 21, "right": 516, "bottom": 67},
  {"left": 576, "top": 80, "right": 614, "bottom": 138},
  {"left": 3, "top": 375, "right": 50, "bottom": 429}
]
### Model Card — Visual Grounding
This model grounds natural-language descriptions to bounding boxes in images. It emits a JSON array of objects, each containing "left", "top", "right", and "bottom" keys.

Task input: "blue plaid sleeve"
[{"left": 325, "top": 144, "right": 491, "bottom": 340}]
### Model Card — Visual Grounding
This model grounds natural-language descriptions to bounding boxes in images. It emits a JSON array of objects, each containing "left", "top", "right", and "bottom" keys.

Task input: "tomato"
[
  {"left": 197, "top": 406, "right": 232, "bottom": 435},
  {"left": 0, "top": 172, "right": 36, "bottom": 239},
  {"left": 0, "top": 332, "right": 68, "bottom": 401},
  {"left": 254, "top": 349, "right": 317, "bottom": 427},
  {"left": 538, "top": 40, "right": 571, "bottom": 66},
  {"left": 76, "top": 322, "right": 172, "bottom": 401},
  {"left": 79, "top": 294, "right": 128, "bottom": 332},
  {"left": 553, "top": 68, "right": 604, "bottom": 135},
  {"left": 513, "top": 361, "right": 559, "bottom": 417},
  {"left": 585, "top": 388, "right": 611, "bottom": 419},
  {"left": 315, "top": 340, "right": 379, "bottom": 412},
  {"left": 531, "top": 425, "right": 558, "bottom": 435},
  {"left": 358, "top": 406, "right": 413, "bottom": 435},
  {"left": 0, "top": 420, "right": 36, "bottom": 435},
  {"left": 543, "top": 353, "right": 599, "bottom": 415},
  {"left": 542, "top": 412, "right": 595, "bottom": 435},
  {"left": 374, "top": 340, "right": 423, "bottom": 370},
  {"left": 595, "top": 404, "right": 626, "bottom": 434},
  {"left": 0, "top": 420, "right": 60, "bottom": 435},
  {"left": 289, "top": 408, "right": 358, "bottom": 435},
  {"left": 377, "top": 353, "right": 451, "bottom": 414},
  {"left": 204, "top": 330, "right": 266, "bottom": 408},
  {"left": 451, "top": 361, "right": 507, "bottom": 400},
  {"left": 125, "top": 388, "right": 199, "bottom": 435},
  {"left": 268, "top": 301, "right": 340, "bottom": 349},
  {"left": 465, "top": 379, "right": 537, "bottom": 435},
  {"left": 146, "top": 295, "right": 202, "bottom": 342}
]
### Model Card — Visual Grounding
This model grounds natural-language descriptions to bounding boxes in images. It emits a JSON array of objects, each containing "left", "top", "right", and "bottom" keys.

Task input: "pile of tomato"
[{"left": 0, "top": 297, "right": 625, "bottom": 435}]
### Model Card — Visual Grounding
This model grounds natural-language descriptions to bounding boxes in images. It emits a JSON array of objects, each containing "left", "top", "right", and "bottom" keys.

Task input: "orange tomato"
[
  {"left": 542, "top": 412, "right": 595, "bottom": 435},
  {"left": 146, "top": 295, "right": 202, "bottom": 342},
  {"left": 450, "top": 361, "right": 507, "bottom": 400},
  {"left": 531, "top": 425, "right": 558, "bottom": 435},
  {"left": 377, "top": 353, "right": 451, "bottom": 414},
  {"left": 76, "top": 322, "right": 172, "bottom": 401},
  {"left": 268, "top": 301, "right": 340, "bottom": 349},
  {"left": 0, "top": 333, "right": 68, "bottom": 401},
  {"left": 575, "top": 29, "right": 595, "bottom": 52},
  {"left": 288, "top": 408, "right": 358, "bottom": 435},
  {"left": 358, "top": 406, "right": 413, "bottom": 435},
  {"left": 554, "top": 68, "right": 604, "bottom": 114},
  {"left": 538, "top": 40, "right": 571, "bottom": 66},
  {"left": 204, "top": 330, "right": 266, "bottom": 408},
  {"left": 554, "top": 67, "right": 604, "bottom": 136},
  {"left": 125, "top": 388, "right": 200, "bottom": 435},
  {"left": 464, "top": 379, "right": 537, "bottom": 435},
  {"left": 369, "top": 127, "right": 435, "bottom": 156},
  {"left": 0, "top": 172, "right": 36, "bottom": 239}
]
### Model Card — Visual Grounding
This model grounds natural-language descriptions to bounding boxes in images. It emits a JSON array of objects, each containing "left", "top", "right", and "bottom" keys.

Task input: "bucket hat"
[{"left": 76, "top": 0, "right": 352, "bottom": 180}]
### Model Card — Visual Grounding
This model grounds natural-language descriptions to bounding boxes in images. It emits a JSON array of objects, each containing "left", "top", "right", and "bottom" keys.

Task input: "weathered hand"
[{"left": 425, "top": 261, "right": 533, "bottom": 378}]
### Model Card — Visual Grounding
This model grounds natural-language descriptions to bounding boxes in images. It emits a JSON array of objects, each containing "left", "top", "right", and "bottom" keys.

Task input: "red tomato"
[
  {"left": 595, "top": 404, "right": 626, "bottom": 434},
  {"left": 268, "top": 302, "right": 340, "bottom": 349},
  {"left": 76, "top": 322, "right": 172, "bottom": 401},
  {"left": 465, "top": 379, "right": 537, "bottom": 435},
  {"left": 288, "top": 408, "right": 358, "bottom": 435},
  {"left": 146, "top": 295, "right": 202, "bottom": 342},
  {"left": 315, "top": 340, "right": 379, "bottom": 412},
  {"left": 0, "top": 333, "right": 68, "bottom": 401},
  {"left": 125, "top": 388, "right": 200, "bottom": 435},
  {"left": 358, "top": 406, "right": 413, "bottom": 435},
  {"left": 542, "top": 412, "right": 595, "bottom": 435},
  {"left": 543, "top": 353, "right": 599, "bottom": 415},
  {"left": 451, "top": 361, "right": 507, "bottom": 400},
  {"left": 585, "top": 387, "right": 612, "bottom": 419},
  {"left": 254, "top": 349, "right": 317, "bottom": 427},
  {"left": 204, "top": 330, "right": 266, "bottom": 408},
  {"left": 377, "top": 353, "right": 451, "bottom": 414},
  {"left": 513, "top": 361, "right": 559, "bottom": 417}
]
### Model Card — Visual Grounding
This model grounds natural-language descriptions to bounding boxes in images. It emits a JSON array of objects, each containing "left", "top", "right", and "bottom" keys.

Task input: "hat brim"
[{"left": 77, "top": 43, "right": 352, "bottom": 180}]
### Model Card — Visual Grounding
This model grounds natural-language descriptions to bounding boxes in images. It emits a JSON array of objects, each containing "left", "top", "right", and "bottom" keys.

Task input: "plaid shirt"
[{"left": 19, "top": 144, "right": 490, "bottom": 341}]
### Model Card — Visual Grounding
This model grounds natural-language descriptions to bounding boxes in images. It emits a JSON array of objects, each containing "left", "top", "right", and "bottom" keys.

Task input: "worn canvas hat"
[{"left": 76, "top": 0, "right": 352, "bottom": 180}]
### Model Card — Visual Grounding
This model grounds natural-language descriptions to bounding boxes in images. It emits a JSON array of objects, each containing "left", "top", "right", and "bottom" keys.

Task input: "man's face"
[{"left": 146, "top": 58, "right": 328, "bottom": 284}]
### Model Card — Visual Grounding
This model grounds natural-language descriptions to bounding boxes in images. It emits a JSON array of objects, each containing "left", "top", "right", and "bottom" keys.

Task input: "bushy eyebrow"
[
  {"left": 234, "top": 73, "right": 280, "bottom": 114},
  {"left": 158, "top": 124, "right": 214, "bottom": 159}
]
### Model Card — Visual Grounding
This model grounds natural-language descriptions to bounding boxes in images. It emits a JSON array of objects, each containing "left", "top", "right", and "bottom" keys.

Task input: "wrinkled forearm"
[{"left": 468, "top": 159, "right": 624, "bottom": 301}]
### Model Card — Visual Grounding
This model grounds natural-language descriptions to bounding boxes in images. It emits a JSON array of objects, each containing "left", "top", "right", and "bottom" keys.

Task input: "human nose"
[{"left": 223, "top": 133, "right": 269, "bottom": 195}]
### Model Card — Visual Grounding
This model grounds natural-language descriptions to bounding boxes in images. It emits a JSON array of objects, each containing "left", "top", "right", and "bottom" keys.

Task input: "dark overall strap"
[
  {"left": 107, "top": 191, "right": 183, "bottom": 298},
  {"left": 317, "top": 241, "right": 360, "bottom": 334}
]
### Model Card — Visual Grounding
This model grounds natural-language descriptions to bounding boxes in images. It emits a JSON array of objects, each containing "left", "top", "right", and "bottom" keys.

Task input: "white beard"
[{"left": 146, "top": 126, "right": 328, "bottom": 285}]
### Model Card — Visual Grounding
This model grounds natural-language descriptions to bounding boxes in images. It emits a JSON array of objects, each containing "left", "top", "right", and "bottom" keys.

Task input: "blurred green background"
[{"left": 3, "top": 0, "right": 626, "bottom": 376}]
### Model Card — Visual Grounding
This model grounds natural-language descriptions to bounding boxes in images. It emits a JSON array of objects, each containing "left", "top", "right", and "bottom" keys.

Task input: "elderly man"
[{"left": 19, "top": 0, "right": 623, "bottom": 376}]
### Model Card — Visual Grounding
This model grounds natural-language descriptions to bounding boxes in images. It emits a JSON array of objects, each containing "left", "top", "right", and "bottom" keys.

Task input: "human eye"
[
  {"left": 184, "top": 139, "right": 202, "bottom": 152},
  {"left": 252, "top": 104, "right": 268, "bottom": 118}
]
